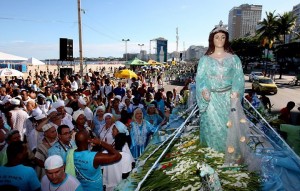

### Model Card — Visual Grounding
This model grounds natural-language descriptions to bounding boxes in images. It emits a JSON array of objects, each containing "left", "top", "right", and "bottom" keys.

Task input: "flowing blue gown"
[
  {"left": 129, "top": 120, "right": 155, "bottom": 159},
  {"left": 195, "top": 55, "right": 244, "bottom": 152}
]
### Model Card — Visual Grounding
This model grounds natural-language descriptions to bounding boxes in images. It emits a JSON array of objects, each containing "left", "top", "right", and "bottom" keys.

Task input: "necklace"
[
  {"left": 48, "top": 180, "right": 63, "bottom": 191},
  {"left": 98, "top": 123, "right": 114, "bottom": 142},
  {"left": 58, "top": 140, "right": 72, "bottom": 152}
]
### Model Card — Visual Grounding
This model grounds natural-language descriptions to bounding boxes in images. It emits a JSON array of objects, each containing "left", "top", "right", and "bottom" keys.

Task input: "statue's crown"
[{"left": 210, "top": 20, "right": 228, "bottom": 34}]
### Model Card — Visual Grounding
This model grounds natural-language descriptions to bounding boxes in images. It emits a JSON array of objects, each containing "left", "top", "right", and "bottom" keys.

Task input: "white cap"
[
  {"left": 114, "top": 95, "right": 122, "bottom": 101},
  {"left": 52, "top": 100, "right": 65, "bottom": 109},
  {"left": 44, "top": 155, "right": 64, "bottom": 170},
  {"left": 47, "top": 108, "right": 57, "bottom": 116},
  {"left": 64, "top": 107, "right": 73, "bottom": 115},
  {"left": 31, "top": 107, "right": 42, "bottom": 118},
  {"left": 35, "top": 114, "right": 46, "bottom": 120},
  {"left": 10, "top": 98, "right": 20, "bottom": 105},
  {"left": 37, "top": 93, "right": 46, "bottom": 99},
  {"left": 95, "top": 105, "right": 106, "bottom": 114},
  {"left": 78, "top": 96, "right": 87, "bottom": 105},
  {"left": 42, "top": 123, "right": 54, "bottom": 132},
  {"left": 72, "top": 110, "right": 85, "bottom": 122},
  {"left": 103, "top": 113, "right": 113, "bottom": 119}
]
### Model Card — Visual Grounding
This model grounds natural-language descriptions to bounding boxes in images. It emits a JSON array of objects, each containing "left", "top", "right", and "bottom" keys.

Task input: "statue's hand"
[
  {"left": 202, "top": 89, "right": 210, "bottom": 101},
  {"left": 230, "top": 92, "right": 239, "bottom": 99}
]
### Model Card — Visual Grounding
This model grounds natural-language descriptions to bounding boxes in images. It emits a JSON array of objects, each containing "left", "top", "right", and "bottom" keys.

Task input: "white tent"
[
  {"left": 26, "top": 57, "right": 46, "bottom": 65},
  {"left": 0, "top": 51, "right": 27, "bottom": 61}
]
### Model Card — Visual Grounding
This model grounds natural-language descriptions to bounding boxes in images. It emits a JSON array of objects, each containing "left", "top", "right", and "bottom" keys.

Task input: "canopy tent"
[
  {"left": 24, "top": 57, "right": 46, "bottom": 65},
  {"left": 148, "top": 59, "right": 163, "bottom": 65},
  {"left": 124, "top": 57, "right": 149, "bottom": 66},
  {"left": 0, "top": 51, "right": 27, "bottom": 61}
]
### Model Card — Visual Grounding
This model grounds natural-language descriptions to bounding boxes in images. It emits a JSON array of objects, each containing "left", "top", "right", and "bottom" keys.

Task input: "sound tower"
[
  {"left": 67, "top": 39, "right": 73, "bottom": 61},
  {"left": 60, "top": 68, "right": 73, "bottom": 79},
  {"left": 59, "top": 38, "right": 74, "bottom": 61}
]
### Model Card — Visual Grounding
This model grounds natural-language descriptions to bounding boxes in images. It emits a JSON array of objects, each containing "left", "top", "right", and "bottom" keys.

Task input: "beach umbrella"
[
  {"left": 114, "top": 69, "right": 137, "bottom": 79},
  {"left": 148, "top": 59, "right": 163, "bottom": 65},
  {"left": 0, "top": 68, "right": 24, "bottom": 77}
]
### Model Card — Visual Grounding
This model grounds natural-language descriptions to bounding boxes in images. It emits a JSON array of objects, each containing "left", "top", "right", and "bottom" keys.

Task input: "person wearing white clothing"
[
  {"left": 77, "top": 96, "right": 93, "bottom": 127},
  {"left": 70, "top": 76, "right": 78, "bottom": 91},
  {"left": 103, "top": 133, "right": 133, "bottom": 191},
  {"left": 0, "top": 87, "right": 11, "bottom": 105}
]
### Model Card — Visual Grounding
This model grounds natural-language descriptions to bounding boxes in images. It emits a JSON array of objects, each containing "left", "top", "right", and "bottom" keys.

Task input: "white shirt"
[
  {"left": 0, "top": 95, "right": 11, "bottom": 105},
  {"left": 102, "top": 152, "right": 132, "bottom": 190},
  {"left": 98, "top": 123, "right": 114, "bottom": 145},
  {"left": 41, "top": 174, "right": 82, "bottom": 191},
  {"left": 70, "top": 81, "right": 78, "bottom": 91}
]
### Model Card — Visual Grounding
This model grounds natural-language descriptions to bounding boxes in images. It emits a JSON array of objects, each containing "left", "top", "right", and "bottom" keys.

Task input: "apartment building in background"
[{"left": 228, "top": 4, "right": 262, "bottom": 41}]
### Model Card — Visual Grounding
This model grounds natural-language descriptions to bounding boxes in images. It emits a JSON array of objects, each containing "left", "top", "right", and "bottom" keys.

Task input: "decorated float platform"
[{"left": 116, "top": 85, "right": 300, "bottom": 191}]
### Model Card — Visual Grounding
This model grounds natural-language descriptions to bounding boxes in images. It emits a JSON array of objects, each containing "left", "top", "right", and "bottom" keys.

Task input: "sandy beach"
[{"left": 20, "top": 63, "right": 124, "bottom": 79}]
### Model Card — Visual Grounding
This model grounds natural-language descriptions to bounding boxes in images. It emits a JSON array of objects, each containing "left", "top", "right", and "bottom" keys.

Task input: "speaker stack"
[{"left": 59, "top": 38, "right": 73, "bottom": 61}]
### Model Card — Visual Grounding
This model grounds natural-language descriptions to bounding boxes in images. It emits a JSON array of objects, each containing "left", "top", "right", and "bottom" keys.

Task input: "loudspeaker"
[
  {"left": 60, "top": 68, "right": 73, "bottom": 79},
  {"left": 67, "top": 39, "right": 73, "bottom": 61},
  {"left": 60, "top": 38, "right": 68, "bottom": 61},
  {"left": 59, "top": 38, "right": 73, "bottom": 61}
]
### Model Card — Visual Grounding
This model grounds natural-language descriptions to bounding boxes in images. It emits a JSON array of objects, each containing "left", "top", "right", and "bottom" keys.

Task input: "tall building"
[
  {"left": 292, "top": 3, "right": 300, "bottom": 41},
  {"left": 228, "top": 4, "right": 262, "bottom": 41},
  {"left": 154, "top": 37, "right": 168, "bottom": 63}
]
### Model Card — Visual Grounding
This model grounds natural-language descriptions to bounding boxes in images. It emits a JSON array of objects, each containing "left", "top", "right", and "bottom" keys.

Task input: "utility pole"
[
  {"left": 183, "top": 41, "right": 185, "bottom": 61},
  {"left": 122, "top": 39, "right": 130, "bottom": 61},
  {"left": 77, "top": 0, "right": 83, "bottom": 76},
  {"left": 138, "top": 43, "right": 144, "bottom": 52},
  {"left": 176, "top": 27, "right": 179, "bottom": 62},
  {"left": 138, "top": 43, "right": 144, "bottom": 60}
]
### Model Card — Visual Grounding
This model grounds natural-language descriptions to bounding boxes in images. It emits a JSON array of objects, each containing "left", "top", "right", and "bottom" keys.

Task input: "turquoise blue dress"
[{"left": 195, "top": 55, "right": 244, "bottom": 152}]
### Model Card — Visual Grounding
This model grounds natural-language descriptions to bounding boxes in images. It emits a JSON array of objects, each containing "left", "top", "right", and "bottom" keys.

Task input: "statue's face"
[{"left": 213, "top": 32, "right": 226, "bottom": 48}]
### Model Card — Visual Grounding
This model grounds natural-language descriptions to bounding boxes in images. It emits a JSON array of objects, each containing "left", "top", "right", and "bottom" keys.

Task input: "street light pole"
[
  {"left": 138, "top": 43, "right": 144, "bottom": 52},
  {"left": 122, "top": 39, "right": 130, "bottom": 61}
]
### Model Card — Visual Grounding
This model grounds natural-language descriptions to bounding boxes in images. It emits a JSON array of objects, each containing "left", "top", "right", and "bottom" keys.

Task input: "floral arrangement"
[{"left": 116, "top": 126, "right": 261, "bottom": 191}]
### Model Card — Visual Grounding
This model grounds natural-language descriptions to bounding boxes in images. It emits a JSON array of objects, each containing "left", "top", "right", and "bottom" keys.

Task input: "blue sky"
[{"left": 0, "top": 0, "right": 299, "bottom": 60}]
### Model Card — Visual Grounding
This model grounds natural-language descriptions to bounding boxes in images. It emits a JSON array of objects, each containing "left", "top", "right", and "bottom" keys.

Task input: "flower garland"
[{"left": 115, "top": 126, "right": 261, "bottom": 191}]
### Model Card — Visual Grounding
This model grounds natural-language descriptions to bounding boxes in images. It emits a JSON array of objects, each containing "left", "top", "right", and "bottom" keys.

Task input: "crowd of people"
[{"left": 0, "top": 65, "right": 193, "bottom": 191}]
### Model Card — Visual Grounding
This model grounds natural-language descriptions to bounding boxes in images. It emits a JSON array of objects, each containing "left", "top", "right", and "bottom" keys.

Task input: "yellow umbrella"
[
  {"left": 114, "top": 69, "right": 137, "bottom": 79},
  {"left": 148, "top": 59, "right": 163, "bottom": 65}
]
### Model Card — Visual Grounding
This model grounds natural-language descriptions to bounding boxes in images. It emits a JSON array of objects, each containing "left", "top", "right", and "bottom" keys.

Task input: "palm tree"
[
  {"left": 276, "top": 12, "right": 297, "bottom": 78},
  {"left": 276, "top": 12, "right": 297, "bottom": 44},
  {"left": 256, "top": 11, "right": 278, "bottom": 76},
  {"left": 256, "top": 11, "right": 278, "bottom": 48}
]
